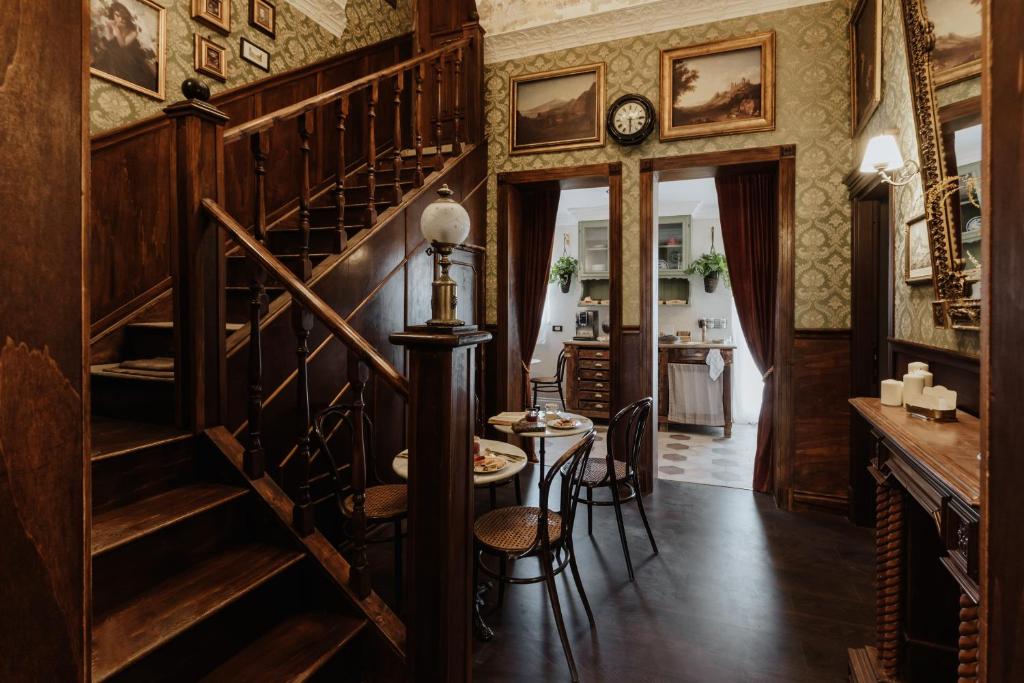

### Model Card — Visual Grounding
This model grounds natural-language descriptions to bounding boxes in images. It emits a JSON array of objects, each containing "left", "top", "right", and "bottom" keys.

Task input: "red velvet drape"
[
  {"left": 515, "top": 183, "right": 561, "bottom": 405},
  {"left": 715, "top": 169, "right": 778, "bottom": 494}
]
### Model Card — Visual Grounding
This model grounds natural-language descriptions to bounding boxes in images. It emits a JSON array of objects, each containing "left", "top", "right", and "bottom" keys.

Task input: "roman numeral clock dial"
[{"left": 607, "top": 94, "right": 656, "bottom": 146}]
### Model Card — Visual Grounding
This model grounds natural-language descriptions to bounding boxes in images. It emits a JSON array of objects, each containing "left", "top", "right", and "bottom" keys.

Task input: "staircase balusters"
[
  {"left": 245, "top": 131, "right": 268, "bottom": 479},
  {"left": 365, "top": 81, "right": 379, "bottom": 227},
  {"left": 348, "top": 354, "right": 372, "bottom": 598},
  {"left": 433, "top": 55, "right": 446, "bottom": 171},
  {"left": 335, "top": 95, "right": 349, "bottom": 252},
  {"left": 298, "top": 112, "right": 314, "bottom": 279},
  {"left": 391, "top": 70, "right": 405, "bottom": 205},
  {"left": 413, "top": 63, "right": 425, "bottom": 187},
  {"left": 452, "top": 47, "right": 464, "bottom": 156},
  {"left": 292, "top": 303, "right": 316, "bottom": 537}
]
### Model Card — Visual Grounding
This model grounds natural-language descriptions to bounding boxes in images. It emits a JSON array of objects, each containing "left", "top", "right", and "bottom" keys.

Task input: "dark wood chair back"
[
  {"left": 535, "top": 431, "right": 596, "bottom": 554},
  {"left": 313, "top": 405, "right": 381, "bottom": 492},
  {"left": 607, "top": 397, "right": 653, "bottom": 477}
]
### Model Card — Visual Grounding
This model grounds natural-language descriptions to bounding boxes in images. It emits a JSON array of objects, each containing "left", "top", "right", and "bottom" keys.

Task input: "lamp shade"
[
  {"left": 860, "top": 133, "right": 905, "bottom": 173},
  {"left": 420, "top": 184, "right": 470, "bottom": 245}
]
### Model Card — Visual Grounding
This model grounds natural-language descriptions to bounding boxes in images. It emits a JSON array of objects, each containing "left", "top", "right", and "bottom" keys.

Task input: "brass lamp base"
[{"left": 427, "top": 242, "right": 465, "bottom": 328}]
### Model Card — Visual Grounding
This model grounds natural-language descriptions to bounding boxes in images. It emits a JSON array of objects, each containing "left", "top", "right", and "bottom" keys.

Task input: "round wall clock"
[{"left": 607, "top": 94, "right": 656, "bottom": 146}]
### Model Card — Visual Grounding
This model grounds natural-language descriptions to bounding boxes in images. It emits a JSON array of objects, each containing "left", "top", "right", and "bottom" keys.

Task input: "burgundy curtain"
[
  {"left": 515, "top": 183, "right": 561, "bottom": 404},
  {"left": 715, "top": 169, "right": 778, "bottom": 494}
]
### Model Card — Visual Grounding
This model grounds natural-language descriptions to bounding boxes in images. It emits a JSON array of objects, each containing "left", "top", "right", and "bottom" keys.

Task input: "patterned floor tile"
[{"left": 656, "top": 423, "right": 757, "bottom": 491}]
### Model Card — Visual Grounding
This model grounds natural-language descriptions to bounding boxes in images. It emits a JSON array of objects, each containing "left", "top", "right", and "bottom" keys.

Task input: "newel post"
[
  {"left": 165, "top": 92, "right": 229, "bottom": 432},
  {"left": 390, "top": 326, "right": 492, "bottom": 683}
]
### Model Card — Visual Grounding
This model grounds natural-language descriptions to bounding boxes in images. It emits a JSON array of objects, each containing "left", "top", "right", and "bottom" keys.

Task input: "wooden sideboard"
[
  {"left": 847, "top": 398, "right": 980, "bottom": 683},
  {"left": 563, "top": 341, "right": 613, "bottom": 419},
  {"left": 658, "top": 344, "right": 733, "bottom": 436}
]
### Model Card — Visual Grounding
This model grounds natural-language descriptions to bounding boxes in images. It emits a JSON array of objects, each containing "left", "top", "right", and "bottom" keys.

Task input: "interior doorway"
[{"left": 652, "top": 176, "right": 763, "bottom": 490}]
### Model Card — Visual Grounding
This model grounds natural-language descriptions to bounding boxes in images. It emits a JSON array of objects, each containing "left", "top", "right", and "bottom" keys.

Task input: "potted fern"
[
  {"left": 549, "top": 256, "right": 579, "bottom": 293},
  {"left": 685, "top": 251, "right": 729, "bottom": 293}
]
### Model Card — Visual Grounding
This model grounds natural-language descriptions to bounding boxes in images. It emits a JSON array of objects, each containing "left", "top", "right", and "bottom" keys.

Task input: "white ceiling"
[
  {"left": 476, "top": 0, "right": 662, "bottom": 37},
  {"left": 554, "top": 178, "right": 719, "bottom": 224}
]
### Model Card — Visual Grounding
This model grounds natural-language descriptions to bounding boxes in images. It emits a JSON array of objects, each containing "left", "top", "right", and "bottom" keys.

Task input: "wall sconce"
[
  {"left": 860, "top": 133, "right": 920, "bottom": 186},
  {"left": 420, "top": 184, "right": 470, "bottom": 327}
]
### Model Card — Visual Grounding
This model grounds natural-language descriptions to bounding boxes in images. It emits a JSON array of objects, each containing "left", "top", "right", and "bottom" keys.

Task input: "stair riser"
[
  {"left": 123, "top": 326, "right": 174, "bottom": 360},
  {"left": 92, "top": 438, "right": 196, "bottom": 514},
  {"left": 308, "top": 202, "right": 392, "bottom": 228},
  {"left": 92, "top": 373, "right": 175, "bottom": 425},
  {"left": 226, "top": 256, "right": 328, "bottom": 288},
  {"left": 265, "top": 229, "right": 346, "bottom": 254},
  {"left": 226, "top": 290, "right": 272, "bottom": 326}
]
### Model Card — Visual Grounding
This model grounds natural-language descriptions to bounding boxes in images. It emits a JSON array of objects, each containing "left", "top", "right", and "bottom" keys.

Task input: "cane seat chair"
[{"left": 530, "top": 348, "right": 568, "bottom": 409}]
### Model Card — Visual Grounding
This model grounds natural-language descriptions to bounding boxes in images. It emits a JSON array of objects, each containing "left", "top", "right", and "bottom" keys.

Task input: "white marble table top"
[
  {"left": 392, "top": 438, "right": 528, "bottom": 486},
  {"left": 489, "top": 412, "right": 594, "bottom": 440}
]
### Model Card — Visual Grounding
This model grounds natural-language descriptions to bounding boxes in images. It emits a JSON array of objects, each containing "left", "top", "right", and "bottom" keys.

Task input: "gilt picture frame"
[
  {"left": 249, "top": 0, "right": 277, "bottom": 39},
  {"left": 850, "top": 0, "right": 882, "bottom": 135},
  {"left": 89, "top": 0, "right": 167, "bottom": 100},
  {"left": 905, "top": 213, "right": 934, "bottom": 284},
  {"left": 192, "top": 0, "right": 231, "bottom": 34},
  {"left": 194, "top": 34, "right": 228, "bottom": 82},
  {"left": 921, "top": 0, "right": 982, "bottom": 87},
  {"left": 509, "top": 63, "right": 606, "bottom": 155},
  {"left": 659, "top": 32, "right": 776, "bottom": 141}
]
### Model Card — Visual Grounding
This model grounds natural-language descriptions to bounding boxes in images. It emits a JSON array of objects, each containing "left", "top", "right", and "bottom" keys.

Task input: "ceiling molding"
[
  {"left": 483, "top": 0, "right": 832, "bottom": 64},
  {"left": 287, "top": 0, "right": 348, "bottom": 37}
]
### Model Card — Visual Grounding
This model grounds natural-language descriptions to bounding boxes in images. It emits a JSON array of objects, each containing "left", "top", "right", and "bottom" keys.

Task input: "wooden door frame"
[
  {"left": 638, "top": 146, "right": 796, "bottom": 506},
  {"left": 495, "top": 163, "right": 623, "bottom": 420}
]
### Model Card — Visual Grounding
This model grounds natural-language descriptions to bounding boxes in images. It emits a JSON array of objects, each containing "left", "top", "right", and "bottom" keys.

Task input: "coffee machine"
[{"left": 574, "top": 310, "right": 600, "bottom": 340}]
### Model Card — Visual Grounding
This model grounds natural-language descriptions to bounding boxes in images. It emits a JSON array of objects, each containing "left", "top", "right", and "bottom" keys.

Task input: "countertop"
[{"left": 564, "top": 339, "right": 735, "bottom": 350}]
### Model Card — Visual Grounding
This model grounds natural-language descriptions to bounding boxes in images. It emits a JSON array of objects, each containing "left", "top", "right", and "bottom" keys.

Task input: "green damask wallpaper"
[
  {"left": 483, "top": 1, "right": 854, "bottom": 328},
  {"left": 89, "top": 0, "right": 412, "bottom": 134},
  {"left": 856, "top": 0, "right": 980, "bottom": 356}
]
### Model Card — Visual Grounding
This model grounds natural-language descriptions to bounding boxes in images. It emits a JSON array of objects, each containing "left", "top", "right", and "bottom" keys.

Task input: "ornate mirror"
[{"left": 900, "top": 0, "right": 983, "bottom": 330}]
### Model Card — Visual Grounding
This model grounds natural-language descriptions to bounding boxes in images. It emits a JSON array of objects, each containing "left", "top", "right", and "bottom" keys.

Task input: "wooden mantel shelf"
[{"left": 849, "top": 397, "right": 980, "bottom": 506}]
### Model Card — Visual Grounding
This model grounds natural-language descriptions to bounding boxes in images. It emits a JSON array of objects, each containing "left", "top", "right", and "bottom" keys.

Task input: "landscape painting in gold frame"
[
  {"left": 89, "top": 0, "right": 167, "bottom": 100},
  {"left": 510, "top": 63, "right": 606, "bottom": 155},
  {"left": 921, "top": 0, "right": 982, "bottom": 86},
  {"left": 660, "top": 32, "right": 775, "bottom": 142}
]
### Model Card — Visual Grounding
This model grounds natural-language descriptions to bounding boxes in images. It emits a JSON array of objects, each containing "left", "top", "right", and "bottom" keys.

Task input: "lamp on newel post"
[
  {"left": 391, "top": 182, "right": 491, "bottom": 682},
  {"left": 421, "top": 184, "right": 471, "bottom": 327}
]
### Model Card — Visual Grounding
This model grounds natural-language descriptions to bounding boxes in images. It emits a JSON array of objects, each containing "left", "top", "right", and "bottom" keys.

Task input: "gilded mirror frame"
[{"left": 900, "top": 0, "right": 980, "bottom": 331}]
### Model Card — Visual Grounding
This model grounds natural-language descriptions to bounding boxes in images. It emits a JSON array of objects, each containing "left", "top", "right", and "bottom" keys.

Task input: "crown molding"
[
  {"left": 483, "top": 0, "right": 832, "bottom": 64},
  {"left": 287, "top": 0, "right": 348, "bottom": 37}
]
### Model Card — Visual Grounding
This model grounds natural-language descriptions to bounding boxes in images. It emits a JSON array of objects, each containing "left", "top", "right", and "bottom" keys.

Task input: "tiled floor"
[{"left": 656, "top": 422, "right": 757, "bottom": 490}]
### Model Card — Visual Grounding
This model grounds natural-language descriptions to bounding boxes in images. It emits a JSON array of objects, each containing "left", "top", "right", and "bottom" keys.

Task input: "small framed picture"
[
  {"left": 509, "top": 63, "right": 606, "bottom": 155},
  {"left": 249, "top": 0, "right": 277, "bottom": 39},
  {"left": 905, "top": 213, "right": 934, "bottom": 284},
  {"left": 194, "top": 34, "right": 228, "bottom": 82},
  {"left": 850, "top": 0, "right": 882, "bottom": 135},
  {"left": 192, "top": 0, "right": 231, "bottom": 34},
  {"left": 240, "top": 38, "right": 270, "bottom": 72},
  {"left": 89, "top": 0, "right": 167, "bottom": 100}
]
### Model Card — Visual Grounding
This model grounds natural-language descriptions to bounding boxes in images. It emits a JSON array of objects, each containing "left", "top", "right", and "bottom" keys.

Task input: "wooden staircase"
[{"left": 90, "top": 418, "right": 372, "bottom": 682}]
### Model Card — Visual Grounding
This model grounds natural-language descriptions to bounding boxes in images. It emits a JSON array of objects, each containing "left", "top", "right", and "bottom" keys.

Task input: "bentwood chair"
[
  {"left": 578, "top": 397, "right": 657, "bottom": 581},
  {"left": 474, "top": 431, "right": 597, "bottom": 683},
  {"left": 530, "top": 348, "right": 568, "bottom": 409},
  {"left": 314, "top": 405, "right": 407, "bottom": 604}
]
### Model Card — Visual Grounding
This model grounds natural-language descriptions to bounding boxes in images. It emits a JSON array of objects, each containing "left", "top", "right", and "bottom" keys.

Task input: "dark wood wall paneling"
[
  {"left": 0, "top": 2, "right": 89, "bottom": 681},
  {"left": 89, "top": 33, "right": 414, "bottom": 339},
  {"left": 889, "top": 339, "right": 979, "bottom": 416}
]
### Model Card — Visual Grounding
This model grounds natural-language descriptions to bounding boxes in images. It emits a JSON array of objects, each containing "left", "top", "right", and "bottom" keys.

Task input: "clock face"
[
  {"left": 613, "top": 101, "right": 648, "bottom": 135},
  {"left": 607, "top": 95, "right": 655, "bottom": 145}
]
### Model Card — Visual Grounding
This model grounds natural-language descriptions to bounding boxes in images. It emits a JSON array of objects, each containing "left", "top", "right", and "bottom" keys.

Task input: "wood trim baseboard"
[
  {"left": 795, "top": 328, "right": 852, "bottom": 340},
  {"left": 792, "top": 489, "right": 849, "bottom": 514}
]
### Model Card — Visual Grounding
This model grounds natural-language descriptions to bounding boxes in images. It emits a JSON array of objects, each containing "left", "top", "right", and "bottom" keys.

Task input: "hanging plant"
[
  {"left": 685, "top": 252, "right": 730, "bottom": 293},
  {"left": 549, "top": 256, "right": 579, "bottom": 293}
]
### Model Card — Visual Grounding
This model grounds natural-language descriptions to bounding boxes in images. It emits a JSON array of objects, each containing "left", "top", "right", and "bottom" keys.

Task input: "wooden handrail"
[
  {"left": 203, "top": 198, "right": 410, "bottom": 398},
  {"left": 223, "top": 37, "right": 471, "bottom": 145}
]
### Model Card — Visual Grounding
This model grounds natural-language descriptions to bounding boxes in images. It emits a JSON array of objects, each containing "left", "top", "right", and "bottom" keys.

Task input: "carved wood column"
[
  {"left": 390, "top": 326, "right": 492, "bottom": 683},
  {"left": 875, "top": 481, "right": 904, "bottom": 679},
  {"left": 165, "top": 98, "right": 230, "bottom": 432},
  {"left": 958, "top": 594, "right": 979, "bottom": 682}
]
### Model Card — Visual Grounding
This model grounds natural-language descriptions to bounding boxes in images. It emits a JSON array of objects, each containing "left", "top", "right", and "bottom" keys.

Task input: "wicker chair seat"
[
  {"left": 342, "top": 484, "right": 407, "bottom": 520},
  {"left": 581, "top": 458, "right": 628, "bottom": 486},
  {"left": 531, "top": 375, "right": 559, "bottom": 384},
  {"left": 474, "top": 506, "right": 563, "bottom": 554}
]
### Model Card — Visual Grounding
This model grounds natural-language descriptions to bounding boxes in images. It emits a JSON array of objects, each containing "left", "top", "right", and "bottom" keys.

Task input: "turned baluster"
[
  {"left": 298, "top": 111, "right": 313, "bottom": 279},
  {"left": 365, "top": 81, "right": 379, "bottom": 227},
  {"left": 413, "top": 62, "right": 426, "bottom": 187},
  {"left": 433, "top": 54, "right": 446, "bottom": 171},
  {"left": 244, "top": 132, "right": 269, "bottom": 479},
  {"left": 452, "top": 47, "right": 464, "bottom": 155},
  {"left": 334, "top": 95, "right": 349, "bottom": 252},
  {"left": 292, "top": 303, "right": 315, "bottom": 536},
  {"left": 876, "top": 484, "right": 903, "bottom": 678},
  {"left": 348, "top": 354, "right": 372, "bottom": 598},
  {"left": 391, "top": 70, "right": 405, "bottom": 205},
  {"left": 958, "top": 594, "right": 979, "bottom": 682}
]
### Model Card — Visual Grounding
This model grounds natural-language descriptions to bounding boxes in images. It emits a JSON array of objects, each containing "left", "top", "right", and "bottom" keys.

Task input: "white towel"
[
  {"left": 668, "top": 363, "right": 725, "bottom": 426},
  {"left": 706, "top": 348, "right": 725, "bottom": 381}
]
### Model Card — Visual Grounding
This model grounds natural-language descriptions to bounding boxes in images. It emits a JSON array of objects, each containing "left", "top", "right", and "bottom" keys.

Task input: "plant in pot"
[
  {"left": 549, "top": 256, "right": 579, "bottom": 293},
  {"left": 685, "top": 251, "right": 729, "bottom": 293}
]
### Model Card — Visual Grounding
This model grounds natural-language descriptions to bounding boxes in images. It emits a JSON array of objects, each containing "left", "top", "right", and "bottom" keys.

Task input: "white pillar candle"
[
  {"left": 903, "top": 373, "right": 926, "bottom": 406},
  {"left": 916, "top": 370, "right": 934, "bottom": 388},
  {"left": 880, "top": 379, "right": 904, "bottom": 407},
  {"left": 908, "top": 361, "right": 930, "bottom": 374}
]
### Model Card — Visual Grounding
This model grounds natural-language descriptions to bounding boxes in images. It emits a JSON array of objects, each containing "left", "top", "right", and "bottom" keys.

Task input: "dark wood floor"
[{"left": 370, "top": 466, "right": 874, "bottom": 682}]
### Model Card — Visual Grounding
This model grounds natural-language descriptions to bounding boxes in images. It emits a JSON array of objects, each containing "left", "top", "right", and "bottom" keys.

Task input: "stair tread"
[
  {"left": 92, "top": 361, "right": 175, "bottom": 382},
  {"left": 127, "top": 321, "right": 244, "bottom": 332},
  {"left": 200, "top": 611, "right": 367, "bottom": 683},
  {"left": 91, "top": 417, "right": 190, "bottom": 461},
  {"left": 92, "top": 483, "right": 249, "bottom": 556},
  {"left": 92, "top": 543, "right": 305, "bottom": 681}
]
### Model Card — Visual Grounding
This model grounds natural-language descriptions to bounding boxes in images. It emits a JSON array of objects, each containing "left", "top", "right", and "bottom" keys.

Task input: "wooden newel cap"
[
  {"left": 163, "top": 97, "right": 229, "bottom": 125},
  {"left": 390, "top": 325, "right": 492, "bottom": 349}
]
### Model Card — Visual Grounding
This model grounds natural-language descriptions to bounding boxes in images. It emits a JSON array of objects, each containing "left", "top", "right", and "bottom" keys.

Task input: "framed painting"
[
  {"left": 921, "top": 0, "right": 982, "bottom": 86},
  {"left": 660, "top": 32, "right": 775, "bottom": 141},
  {"left": 89, "top": 0, "right": 166, "bottom": 100},
  {"left": 240, "top": 38, "right": 270, "bottom": 72},
  {"left": 194, "top": 34, "right": 228, "bottom": 82},
  {"left": 249, "top": 0, "right": 277, "bottom": 39},
  {"left": 905, "top": 213, "right": 934, "bottom": 284},
  {"left": 192, "top": 0, "right": 231, "bottom": 34},
  {"left": 509, "top": 63, "right": 606, "bottom": 155},
  {"left": 850, "top": 0, "right": 882, "bottom": 135}
]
